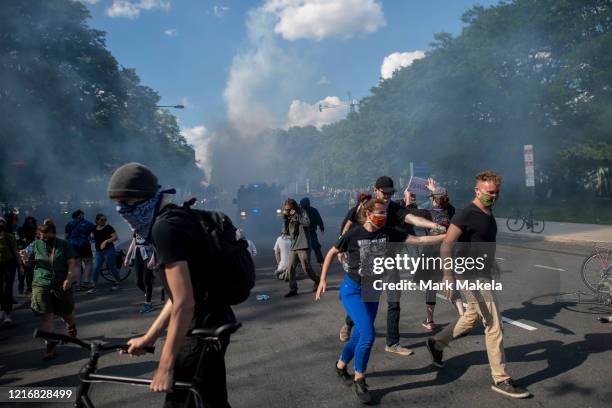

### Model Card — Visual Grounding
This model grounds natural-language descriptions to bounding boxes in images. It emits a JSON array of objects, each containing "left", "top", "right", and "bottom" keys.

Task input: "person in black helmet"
[{"left": 109, "top": 163, "right": 235, "bottom": 408}]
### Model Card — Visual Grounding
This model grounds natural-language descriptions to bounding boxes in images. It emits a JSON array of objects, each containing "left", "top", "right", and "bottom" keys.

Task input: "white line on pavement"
[
  {"left": 435, "top": 294, "right": 538, "bottom": 332},
  {"left": 501, "top": 317, "right": 538, "bottom": 331},
  {"left": 534, "top": 264, "right": 566, "bottom": 272}
]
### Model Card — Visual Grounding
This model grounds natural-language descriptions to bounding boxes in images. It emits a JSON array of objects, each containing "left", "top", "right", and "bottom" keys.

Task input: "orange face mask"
[{"left": 368, "top": 214, "right": 387, "bottom": 228}]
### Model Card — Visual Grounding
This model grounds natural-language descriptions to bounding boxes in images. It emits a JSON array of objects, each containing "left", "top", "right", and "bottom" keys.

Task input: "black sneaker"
[
  {"left": 353, "top": 378, "right": 372, "bottom": 405},
  {"left": 491, "top": 379, "right": 531, "bottom": 399},
  {"left": 335, "top": 362, "right": 352, "bottom": 386},
  {"left": 284, "top": 289, "right": 298, "bottom": 298},
  {"left": 426, "top": 338, "right": 444, "bottom": 368}
]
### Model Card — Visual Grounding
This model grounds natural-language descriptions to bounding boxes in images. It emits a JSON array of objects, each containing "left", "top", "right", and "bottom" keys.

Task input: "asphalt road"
[{"left": 0, "top": 218, "right": 610, "bottom": 408}]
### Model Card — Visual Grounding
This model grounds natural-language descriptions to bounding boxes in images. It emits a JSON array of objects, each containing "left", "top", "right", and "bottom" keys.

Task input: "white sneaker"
[
  {"left": 111, "top": 284, "right": 119, "bottom": 291},
  {"left": 3, "top": 314, "right": 12, "bottom": 325}
]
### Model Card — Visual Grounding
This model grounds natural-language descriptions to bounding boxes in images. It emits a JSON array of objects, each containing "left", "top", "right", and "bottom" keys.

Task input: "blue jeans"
[
  {"left": 92, "top": 247, "right": 120, "bottom": 284},
  {"left": 339, "top": 275, "right": 379, "bottom": 374}
]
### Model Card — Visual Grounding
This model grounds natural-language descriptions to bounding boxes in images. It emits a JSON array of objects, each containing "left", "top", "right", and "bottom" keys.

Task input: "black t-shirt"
[
  {"left": 152, "top": 205, "right": 235, "bottom": 328},
  {"left": 340, "top": 205, "right": 359, "bottom": 234},
  {"left": 335, "top": 225, "right": 408, "bottom": 283},
  {"left": 386, "top": 200, "right": 406, "bottom": 228},
  {"left": 450, "top": 202, "right": 497, "bottom": 278},
  {"left": 446, "top": 203, "right": 456, "bottom": 220},
  {"left": 93, "top": 225, "right": 115, "bottom": 251}
]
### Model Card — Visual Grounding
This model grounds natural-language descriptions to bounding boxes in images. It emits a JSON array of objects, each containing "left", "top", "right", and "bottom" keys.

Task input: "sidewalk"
[{"left": 497, "top": 217, "right": 612, "bottom": 243}]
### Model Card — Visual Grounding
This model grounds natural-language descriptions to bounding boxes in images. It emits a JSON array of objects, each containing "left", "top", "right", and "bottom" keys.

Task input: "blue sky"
[{"left": 82, "top": 0, "right": 501, "bottom": 135}]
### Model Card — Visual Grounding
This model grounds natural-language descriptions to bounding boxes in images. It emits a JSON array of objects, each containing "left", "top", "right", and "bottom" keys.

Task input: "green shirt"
[
  {"left": 0, "top": 233, "right": 17, "bottom": 263},
  {"left": 32, "top": 238, "right": 76, "bottom": 286}
]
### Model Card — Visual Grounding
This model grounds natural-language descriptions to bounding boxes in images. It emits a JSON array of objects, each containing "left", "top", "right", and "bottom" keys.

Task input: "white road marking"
[
  {"left": 501, "top": 317, "right": 538, "bottom": 331},
  {"left": 435, "top": 294, "right": 538, "bottom": 331},
  {"left": 534, "top": 264, "right": 566, "bottom": 272}
]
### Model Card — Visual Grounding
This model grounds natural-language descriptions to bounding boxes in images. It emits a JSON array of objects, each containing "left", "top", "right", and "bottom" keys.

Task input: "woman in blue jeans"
[
  {"left": 88, "top": 214, "right": 120, "bottom": 293},
  {"left": 316, "top": 198, "right": 445, "bottom": 404}
]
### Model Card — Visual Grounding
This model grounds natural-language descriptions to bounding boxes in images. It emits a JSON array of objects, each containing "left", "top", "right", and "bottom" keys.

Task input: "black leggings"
[
  {"left": 18, "top": 265, "right": 33, "bottom": 292},
  {"left": 134, "top": 251, "right": 153, "bottom": 303},
  {"left": 0, "top": 261, "right": 16, "bottom": 313}
]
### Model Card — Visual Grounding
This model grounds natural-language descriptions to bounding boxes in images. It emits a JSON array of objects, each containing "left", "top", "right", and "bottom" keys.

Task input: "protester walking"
[
  {"left": 418, "top": 184, "right": 463, "bottom": 331},
  {"left": 300, "top": 197, "right": 325, "bottom": 264},
  {"left": 29, "top": 219, "right": 78, "bottom": 359},
  {"left": 426, "top": 171, "right": 531, "bottom": 399},
  {"left": 0, "top": 217, "right": 23, "bottom": 325},
  {"left": 339, "top": 176, "right": 443, "bottom": 353},
  {"left": 316, "top": 198, "right": 445, "bottom": 404},
  {"left": 273, "top": 232, "right": 291, "bottom": 279},
  {"left": 282, "top": 198, "right": 320, "bottom": 298},
  {"left": 126, "top": 232, "right": 156, "bottom": 313},
  {"left": 64, "top": 210, "right": 95, "bottom": 289},
  {"left": 17, "top": 216, "right": 37, "bottom": 294},
  {"left": 87, "top": 214, "right": 120, "bottom": 294}
]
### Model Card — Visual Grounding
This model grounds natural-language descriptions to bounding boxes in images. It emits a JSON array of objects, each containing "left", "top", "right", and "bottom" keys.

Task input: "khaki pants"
[
  {"left": 287, "top": 249, "right": 319, "bottom": 291},
  {"left": 434, "top": 288, "right": 511, "bottom": 383}
]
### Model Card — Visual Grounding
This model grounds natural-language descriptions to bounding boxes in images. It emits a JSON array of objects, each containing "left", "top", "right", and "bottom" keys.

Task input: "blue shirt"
[{"left": 65, "top": 218, "right": 95, "bottom": 247}]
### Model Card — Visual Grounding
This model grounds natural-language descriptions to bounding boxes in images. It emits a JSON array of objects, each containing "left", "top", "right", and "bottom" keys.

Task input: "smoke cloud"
[{"left": 286, "top": 96, "right": 347, "bottom": 129}]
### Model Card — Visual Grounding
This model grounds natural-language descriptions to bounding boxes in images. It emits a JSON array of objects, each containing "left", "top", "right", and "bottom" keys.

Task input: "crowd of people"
[
  {"left": 2, "top": 163, "right": 610, "bottom": 408},
  {"left": 271, "top": 172, "right": 533, "bottom": 404}
]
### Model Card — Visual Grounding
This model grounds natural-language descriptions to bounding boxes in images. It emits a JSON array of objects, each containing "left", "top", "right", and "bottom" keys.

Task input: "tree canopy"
[
  {"left": 0, "top": 0, "right": 200, "bottom": 202},
  {"left": 273, "top": 0, "right": 612, "bottom": 198}
]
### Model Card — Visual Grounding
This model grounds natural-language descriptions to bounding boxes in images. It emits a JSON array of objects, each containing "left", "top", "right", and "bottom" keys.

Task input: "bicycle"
[
  {"left": 580, "top": 243, "right": 612, "bottom": 306},
  {"left": 99, "top": 249, "right": 132, "bottom": 282},
  {"left": 33, "top": 322, "right": 242, "bottom": 408},
  {"left": 506, "top": 209, "right": 545, "bottom": 233}
]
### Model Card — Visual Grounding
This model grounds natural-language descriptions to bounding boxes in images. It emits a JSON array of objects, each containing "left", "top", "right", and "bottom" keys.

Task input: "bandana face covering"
[{"left": 116, "top": 191, "right": 163, "bottom": 240}]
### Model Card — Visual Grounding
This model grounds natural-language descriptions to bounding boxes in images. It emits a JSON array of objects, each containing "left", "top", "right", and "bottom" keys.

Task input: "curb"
[{"left": 499, "top": 231, "right": 611, "bottom": 245}]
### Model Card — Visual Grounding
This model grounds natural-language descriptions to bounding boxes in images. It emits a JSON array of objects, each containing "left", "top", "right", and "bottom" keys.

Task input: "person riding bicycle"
[{"left": 108, "top": 163, "right": 236, "bottom": 408}]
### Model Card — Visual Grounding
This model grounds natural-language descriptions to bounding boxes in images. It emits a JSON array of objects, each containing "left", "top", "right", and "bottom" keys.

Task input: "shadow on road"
[{"left": 369, "top": 332, "right": 611, "bottom": 405}]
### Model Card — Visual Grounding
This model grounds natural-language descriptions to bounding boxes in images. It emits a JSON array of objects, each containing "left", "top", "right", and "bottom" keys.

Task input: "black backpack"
[{"left": 164, "top": 204, "right": 256, "bottom": 305}]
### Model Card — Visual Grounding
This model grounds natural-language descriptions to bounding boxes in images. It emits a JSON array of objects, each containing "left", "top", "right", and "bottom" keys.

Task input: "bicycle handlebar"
[{"left": 33, "top": 329, "right": 155, "bottom": 354}]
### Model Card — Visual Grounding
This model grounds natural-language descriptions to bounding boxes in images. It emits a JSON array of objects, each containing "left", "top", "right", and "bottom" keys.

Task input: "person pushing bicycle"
[{"left": 107, "top": 163, "right": 236, "bottom": 408}]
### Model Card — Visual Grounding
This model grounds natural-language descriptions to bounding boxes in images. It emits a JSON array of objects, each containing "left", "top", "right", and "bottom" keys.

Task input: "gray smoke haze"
[{"left": 0, "top": 0, "right": 201, "bottom": 226}]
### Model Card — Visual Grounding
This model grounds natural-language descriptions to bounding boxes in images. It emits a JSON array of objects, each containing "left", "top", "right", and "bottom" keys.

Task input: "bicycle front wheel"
[
  {"left": 581, "top": 252, "right": 611, "bottom": 293},
  {"left": 506, "top": 216, "right": 524, "bottom": 232},
  {"left": 530, "top": 219, "right": 545, "bottom": 233}
]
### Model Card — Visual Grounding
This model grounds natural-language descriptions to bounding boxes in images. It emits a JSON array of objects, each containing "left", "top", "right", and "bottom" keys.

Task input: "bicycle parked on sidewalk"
[
  {"left": 33, "top": 322, "right": 241, "bottom": 408},
  {"left": 506, "top": 209, "right": 545, "bottom": 233},
  {"left": 580, "top": 243, "right": 612, "bottom": 306}
]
